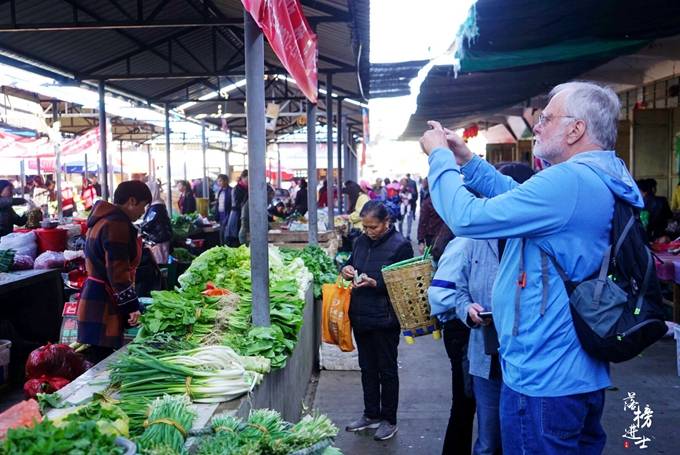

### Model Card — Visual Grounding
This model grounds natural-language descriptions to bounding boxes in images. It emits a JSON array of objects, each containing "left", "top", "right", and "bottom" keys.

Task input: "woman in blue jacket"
[
  {"left": 341, "top": 200, "right": 413, "bottom": 441},
  {"left": 430, "top": 163, "right": 533, "bottom": 455}
]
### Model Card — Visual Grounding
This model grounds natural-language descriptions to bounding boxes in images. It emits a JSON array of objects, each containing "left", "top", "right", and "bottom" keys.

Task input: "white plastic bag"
[
  {"left": 0, "top": 231, "right": 38, "bottom": 258},
  {"left": 33, "top": 251, "right": 65, "bottom": 270}
]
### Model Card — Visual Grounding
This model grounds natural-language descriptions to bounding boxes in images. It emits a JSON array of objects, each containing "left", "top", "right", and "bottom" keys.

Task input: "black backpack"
[{"left": 543, "top": 197, "right": 667, "bottom": 363}]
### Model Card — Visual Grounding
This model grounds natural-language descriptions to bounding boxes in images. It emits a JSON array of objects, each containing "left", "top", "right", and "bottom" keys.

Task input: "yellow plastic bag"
[{"left": 321, "top": 277, "right": 354, "bottom": 352}]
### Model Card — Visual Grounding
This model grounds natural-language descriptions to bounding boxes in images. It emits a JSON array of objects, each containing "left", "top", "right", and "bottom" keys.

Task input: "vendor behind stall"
[
  {"left": 0, "top": 179, "right": 30, "bottom": 238},
  {"left": 77, "top": 180, "right": 151, "bottom": 363}
]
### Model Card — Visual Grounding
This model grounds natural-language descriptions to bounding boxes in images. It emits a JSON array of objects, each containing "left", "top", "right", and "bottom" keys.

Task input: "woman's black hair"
[
  {"left": 114, "top": 180, "right": 153, "bottom": 205},
  {"left": 359, "top": 200, "right": 390, "bottom": 222},
  {"left": 343, "top": 180, "right": 362, "bottom": 212}
]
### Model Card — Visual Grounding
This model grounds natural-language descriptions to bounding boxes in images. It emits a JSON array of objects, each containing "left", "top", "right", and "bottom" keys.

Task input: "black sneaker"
[
  {"left": 374, "top": 421, "right": 398, "bottom": 440},
  {"left": 345, "top": 415, "right": 382, "bottom": 432}
]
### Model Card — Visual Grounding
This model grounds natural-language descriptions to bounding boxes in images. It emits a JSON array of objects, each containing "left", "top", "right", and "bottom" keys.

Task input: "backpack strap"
[
  {"left": 614, "top": 215, "right": 636, "bottom": 258},
  {"left": 542, "top": 251, "right": 577, "bottom": 294},
  {"left": 592, "top": 245, "right": 612, "bottom": 308},
  {"left": 635, "top": 249, "right": 654, "bottom": 315},
  {"left": 513, "top": 239, "right": 526, "bottom": 336}
]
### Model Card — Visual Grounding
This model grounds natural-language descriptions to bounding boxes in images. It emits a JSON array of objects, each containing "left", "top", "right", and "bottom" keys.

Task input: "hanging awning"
[{"left": 363, "top": 0, "right": 680, "bottom": 139}]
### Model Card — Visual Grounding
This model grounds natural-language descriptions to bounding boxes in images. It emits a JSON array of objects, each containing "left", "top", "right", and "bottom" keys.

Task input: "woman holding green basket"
[{"left": 341, "top": 200, "right": 413, "bottom": 441}]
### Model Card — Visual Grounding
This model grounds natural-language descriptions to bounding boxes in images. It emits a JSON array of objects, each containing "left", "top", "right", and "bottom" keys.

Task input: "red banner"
[
  {"left": 0, "top": 127, "right": 100, "bottom": 159},
  {"left": 242, "top": 0, "right": 318, "bottom": 103}
]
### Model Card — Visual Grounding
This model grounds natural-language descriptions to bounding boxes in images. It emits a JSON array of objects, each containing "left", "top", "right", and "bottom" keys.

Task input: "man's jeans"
[
  {"left": 500, "top": 384, "right": 607, "bottom": 455},
  {"left": 472, "top": 375, "right": 502, "bottom": 455}
]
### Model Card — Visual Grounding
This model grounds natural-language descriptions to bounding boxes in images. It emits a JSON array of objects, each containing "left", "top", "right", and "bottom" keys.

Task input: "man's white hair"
[{"left": 549, "top": 81, "right": 620, "bottom": 150}]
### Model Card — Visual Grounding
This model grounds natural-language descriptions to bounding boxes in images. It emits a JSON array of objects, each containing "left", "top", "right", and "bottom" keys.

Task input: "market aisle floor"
[
  {"left": 313, "top": 335, "right": 452, "bottom": 454},
  {"left": 313, "top": 332, "right": 680, "bottom": 454}
]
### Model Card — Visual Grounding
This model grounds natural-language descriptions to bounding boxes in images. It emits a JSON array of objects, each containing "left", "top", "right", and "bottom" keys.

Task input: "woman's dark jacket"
[
  {"left": 294, "top": 187, "right": 308, "bottom": 214},
  {"left": 0, "top": 197, "right": 27, "bottom": 238},
  {"left": 179, "top": 191, "right": 196, "bottom": 214},
  {"left": 141, "top": 203, "right": 172, "bottom": 244},
  {"left": 347, "top": 227, "right": 413, "bottom": 331}
]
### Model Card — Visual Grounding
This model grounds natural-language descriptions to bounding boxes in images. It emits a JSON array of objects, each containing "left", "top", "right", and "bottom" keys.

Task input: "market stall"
[
  {"left": 0, "top": 269, "right": 64, "bottom": 384},
  {"left": 0, "top": 244, "right": 340, "bottom": 453}
]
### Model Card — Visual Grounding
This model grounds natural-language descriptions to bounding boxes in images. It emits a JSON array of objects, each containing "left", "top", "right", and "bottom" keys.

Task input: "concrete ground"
[{"left": 313, "top": 334, "right": 680, "bottom": 454}]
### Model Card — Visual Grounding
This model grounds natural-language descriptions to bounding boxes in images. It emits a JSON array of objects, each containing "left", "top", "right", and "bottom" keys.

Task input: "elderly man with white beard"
[{"left": 419, "top": 82, "right": 643, "bottom": 455}]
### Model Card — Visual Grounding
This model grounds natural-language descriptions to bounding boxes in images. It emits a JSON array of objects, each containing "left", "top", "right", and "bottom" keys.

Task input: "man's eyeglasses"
[{"left": 536, "top": 113, "right": 577, "bottom": 126}]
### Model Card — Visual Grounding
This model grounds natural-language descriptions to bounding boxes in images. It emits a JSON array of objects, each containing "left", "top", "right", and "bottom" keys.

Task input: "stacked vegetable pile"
[
  {"left": 110, "top": 334, "right": 270, "bottom": 404},
  {"left": 0, "top": 399, "right": 130, "bottom": 455},
  {"left": 171, "top": 213, "right": 200, "bottom": 240},
  {"left": 168, "top": 245, "right": 313, "bottom": 368},
  {"left": 196, "top": 409, "right": 339, "bottom": 455},
  {"left": 280, "top": 246, "right": 338, "bottom": 298}
]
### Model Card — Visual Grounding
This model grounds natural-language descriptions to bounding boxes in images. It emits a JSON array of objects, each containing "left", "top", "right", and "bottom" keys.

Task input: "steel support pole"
[
  {"left": 277, "top": 144, "right": 282, "bottom": 187},
  {"left": 325, "top": 73, "right": 334, "bottom": 227},
  {"left": 98, "top": 81, "right": 109, "bottom": 201},
  {"left": 307, "top": 101, "right": 318, "bottom": 244},
  {"left": 53, "top": 101, "right": 62, "bottom": 220},
  {"left": 84, "top": 153, "right": 89, "bottom": 177},
  {"left": 147, "top": 144, "right": 152, "bottom": 177},
  {"left": 164, "top": 104, "right": 172, "bottom": 213},
  {"left": 336, "top": 99, "right": 343, "bottom": 212},
  {"left": 119, "top": 141, "right": 124, "bottom": 181},
  {"left": 245, "top": 10, "right": 270, "bottom": 327},
  {"left": 224, "top": 141, "right": 230, "bottom": 175},
  {"left": 20, "top": 161, "right": 25, "bottom": 198},
  {"left": 202, "top": 122, "right": 208, "bottom": 198},
  {"left": 343, "top": 119, "right": 350, "bottom": 198}
]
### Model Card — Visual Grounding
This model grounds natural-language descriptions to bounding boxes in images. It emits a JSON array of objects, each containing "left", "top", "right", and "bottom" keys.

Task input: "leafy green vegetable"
[
  {"left": 53, "top": 400, "right": 129, "bottom": 438},
  {"left": 0, "top": 419, "right": 124, "bottom": 455},
  {"left": 280, "top": 246, "right": 337, "bottom": 298},
  {"left": 196, "top": 410, "right": 338, "bottom": 455},
  {"left": 171, "top": 248, "right": 195, "bottom": 263}
]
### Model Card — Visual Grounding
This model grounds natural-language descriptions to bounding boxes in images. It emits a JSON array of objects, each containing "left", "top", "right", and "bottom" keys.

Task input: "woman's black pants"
[
  {"left": 442, "top": 318, "right": 476, "bottom": 454},
  {"left": 354, "top": 326, "right": 401, "bottom": 425}
]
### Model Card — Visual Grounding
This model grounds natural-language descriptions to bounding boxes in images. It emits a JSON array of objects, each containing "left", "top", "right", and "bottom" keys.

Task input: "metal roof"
[
  {"left": 361, "top": 0, "right": 680, "bottom": 139},
  {"left": 0, "top": 0, "right": 368, "bottom": 138}
]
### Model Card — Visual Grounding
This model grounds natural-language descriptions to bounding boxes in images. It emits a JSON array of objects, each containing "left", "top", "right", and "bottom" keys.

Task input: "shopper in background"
[
  {"left": 360, "top": 180, "right": 377, "bottom": 200},
  {"left": 141, "top": 180, "right": 172, "bottom": 264},
  {"left": 31, "top": 176, "right": 50, "bottom": 216},
  {"left": 61, "top": 181, "right": 75, "bottom": 218},
  {"left": 90, "top": 175, "right": 102, "bottom": 197},
  {"left": 341, "top": 200, "right": 413, "bottom": 441},
  {"left": 374, "top": 178, "right": 386, "bottom": 201},
  {"left": 417, "top": 177, "right": 445, "bottom": 254},
  {"left": 294, "top": 178, "right": 308, "bottom": 215},
  {"left": 318, "top": 179, "right": 328, "bottom": 209},
  {"left": 215, "top": 174, "right": 232, "bottom": 245},
  {"left": 177, "top": 180, "right": 196, "bottom": 215},
  {"left": 344, "top": 180, "right": 370, "bottom": 230},
  {"left": 0, "top": 180, "right": 30, "bottom": 238},
  {"left": 226, "top": 170, "right": 248, "bottom": 247},
  {"left": 406, "top": 173, "right": 418, "bottom": 215},
  {"left": 398, "top": 178, "right": 413, "bottom": 240},
  {"left": 81, "top": 175, "right": 98, "bottom": 212},
  {"left": 638, "top": 178, "right": 672, "bottom": 241},
  {"left": 78, "top": 181, "right": 151, "bottom": 362}
]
